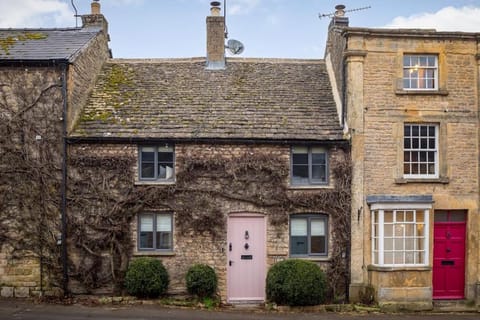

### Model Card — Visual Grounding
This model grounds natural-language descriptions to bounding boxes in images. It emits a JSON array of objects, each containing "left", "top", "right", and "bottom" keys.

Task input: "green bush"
[
  {"left": 185, "top": 264, "right": 217, "bottom": 298},
  {"left": 124, "top": 257, "right": 169, "bottom": 298},
  {"left": 266, "top": 259, "right": 326, "bottom": 306}
]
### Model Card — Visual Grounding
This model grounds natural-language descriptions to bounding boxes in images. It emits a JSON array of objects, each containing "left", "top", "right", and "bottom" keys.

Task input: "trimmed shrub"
[
  {"left": 185, "top": 264, "right": 217, "bottom": 298},
  {"left": 266, "top": 259, "right": 326, "bottom": 306},
  {"left": 124, "top": 257, "right": 169, "bottom": 298}
]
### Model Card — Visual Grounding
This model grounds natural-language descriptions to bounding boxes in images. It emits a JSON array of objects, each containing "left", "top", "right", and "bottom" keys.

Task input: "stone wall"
[
  {"left": 339, "top": 29, "right": 480, "bottom": 308},
  {"left": 67, "top": 142, "right": 349, "bottom": 300},
  {"left": 0, "top": 66, "right": 64, "bottom": 298}
]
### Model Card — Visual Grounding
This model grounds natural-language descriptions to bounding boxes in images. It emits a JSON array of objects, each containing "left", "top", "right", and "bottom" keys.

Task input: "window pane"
[
  {"left": 292, "top": 165, "right": 308, "bottom": 181},
  {"left": 384, "top": 225, "right": 393, "bottom": 236},
  {"left": 140, "top": 232, "right": 153, "bottom": 248},
  {"left": 291, "top": 219, "right": 307, "bottom": 236},
  {"left": 384, "top": 211, "right": 393, "bottom": 223},
  {"left": 141, "top": 147, "right": 155, "bottom": 161},
  {"left": 291, "top": 236, "right": 307, "bottom": 255},
  {"left": 395, "top": 239, "right": 404, "bottom": 250},
  {"left": 157, "top": 214, "right": 172, "bottom": 232},
  {"left": 141, "top": 163, "right": 155, "bottom": 178},
  {"left": 311, "top": 219, "right": 325, "bottom": 236},
  {"left": 312, "top": 165, "right": 326, "bottom": 182},
  {"left": 450, "top": 211, "right": 466, "bottom": 222},
  {"left": 311, "top": 236, "right": 326, "bottom": 254},
  {"left": 384, "top": 252, "right": 393, "bottom": 264},
  {"left": 140, "top": 215, "right": 153, "bottom": 232},
  {"left": 396, "top": 211, "right": 405, "bottom": 222},
  {"left": 158, "top": 164, "right": 174, "bottom": 180},
  {"left": 384, "top": 238, "right": 393, "bottom": 250},
  {"left": 292, "top": 153, "right": 308, "bottom": 165},
  {"left": 158, "top": 152, "right": 173, "bottom": 162},
  {"left": 157, "top": 232, "right": 172, "bottom": 250},
  {"left": 395, "top": 225, "right": 404, "bottom": 237},
  {"left": 312, "top": 152, "right": 326, "bottom": 164},
  {"left": 434, "top": 211, "right": 448, "bottom": 222}
]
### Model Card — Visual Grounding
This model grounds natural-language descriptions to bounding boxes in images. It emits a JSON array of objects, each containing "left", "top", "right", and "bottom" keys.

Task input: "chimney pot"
[
  {"left": 335, "top": 4, "right": 346, "bottom": 16},
  {"left": 210, "top": 1, "right": 221, "bottom": 16},
  {"left": 91, "top": 0, "right": 101, "bottom": 15}
]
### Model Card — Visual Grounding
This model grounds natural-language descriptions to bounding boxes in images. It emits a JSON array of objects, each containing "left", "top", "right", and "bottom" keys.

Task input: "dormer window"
[{"left": 403, "top": 54, "right": 438, "bottom": 90}]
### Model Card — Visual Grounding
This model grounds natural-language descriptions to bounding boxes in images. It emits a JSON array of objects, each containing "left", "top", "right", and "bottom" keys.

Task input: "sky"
[{"left": 0, "top": 0, "right": 479, "bottom": 59}]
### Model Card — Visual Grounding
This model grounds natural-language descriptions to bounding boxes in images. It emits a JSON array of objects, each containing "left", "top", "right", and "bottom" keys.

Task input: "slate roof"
[
  {"left": 0, "top": 28, "right": 99, "bottom": 61},
  {"left": 71, "top": 58, "right": 344, "bottom": 142}
]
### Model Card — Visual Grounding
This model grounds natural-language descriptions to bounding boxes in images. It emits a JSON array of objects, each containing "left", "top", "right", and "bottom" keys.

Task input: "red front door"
[{"left": 433, "top": 210, "right": 466, "bottom": 299}]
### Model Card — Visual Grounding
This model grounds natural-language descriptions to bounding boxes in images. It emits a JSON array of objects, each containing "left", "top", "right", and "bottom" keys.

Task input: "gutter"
[{"left": 66, "top": 136, "right": 350, "bottom": 147}]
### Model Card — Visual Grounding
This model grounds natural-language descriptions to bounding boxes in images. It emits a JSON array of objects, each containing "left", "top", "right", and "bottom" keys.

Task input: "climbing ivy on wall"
[
  {"left": 0, "top": 68, "right": 351, "bottom": 300},
  {"left": 68, "top": 147, "right": 351, "bottom": 299}
]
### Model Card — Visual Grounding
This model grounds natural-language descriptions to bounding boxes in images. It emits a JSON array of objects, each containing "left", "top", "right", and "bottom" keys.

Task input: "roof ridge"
[
  {"left": 0, "top": 27, "right": 83, "bottom": 32},
  {"left": 106, "top": 57, "right": 325, "bottom": 64}
]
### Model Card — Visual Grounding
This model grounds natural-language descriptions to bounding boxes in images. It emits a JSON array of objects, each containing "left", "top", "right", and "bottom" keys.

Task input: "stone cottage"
[
  {"left": 66, "top": 2, "right": 350, "bottom": 302},
  {"left": 325, "top": 5, "right": 480, "bottom": 311},
  {"left": 0, "top": 1, "right": 110, "bottom": 297}
]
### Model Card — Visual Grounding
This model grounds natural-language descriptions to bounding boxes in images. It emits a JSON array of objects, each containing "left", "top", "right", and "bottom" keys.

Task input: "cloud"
[
  {"left": 0, "top": 0, "right": 72, "bottom": 28},
  {"left": 228, "top": 0, "right": 260, "bottom": 15},
  {"left": 385, "top": 6, "right": 480, "bottom": 32}
]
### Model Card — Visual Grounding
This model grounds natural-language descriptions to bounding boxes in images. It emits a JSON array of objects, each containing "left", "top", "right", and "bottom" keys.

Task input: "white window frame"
[
  {"left": 371, "top": 202, "right": 430, "bottom": 267},
  {"left": 138, "top": 145, "right": 175, "bottom": 181},
  {"left": 403, "top": 124, "right": 439, "bottom": 179},
  {"left": 138, "top": 212, "right": 173, "bottom": 252},
  {"left": 403, "top": 54, "right": 438, "bottom": 91}
]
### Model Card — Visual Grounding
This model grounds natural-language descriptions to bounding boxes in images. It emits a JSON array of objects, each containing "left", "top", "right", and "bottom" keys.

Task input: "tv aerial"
[
  {"left": 319, "top": 4, "right": 371, "bottom": 19},
  {"left": 216, "top": 0, "right": 245, "bottom": 55}
]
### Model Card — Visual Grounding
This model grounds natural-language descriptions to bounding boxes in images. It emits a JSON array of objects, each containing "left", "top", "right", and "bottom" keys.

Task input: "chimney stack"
[
  {"left": 206, "top": 1, "right": 226, "bottom": 70},
  {"left": 328, "top": 4, "right": 349, "bottom": 29},
  {"left": 81, "top": 0, "right": 109, "bottom": 35}
]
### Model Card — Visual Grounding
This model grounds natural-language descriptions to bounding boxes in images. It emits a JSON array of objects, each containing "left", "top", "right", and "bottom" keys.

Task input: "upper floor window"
[
  {"left": 139, "top": 145, "right": 174, "bottom": 181},
  {"left": 291, "top": 146, "right": 328, "bottom": 186},
  {"left": 290, "top": 214, "right": 328, "bottom": 257},
  {"left": 403, "top": 124, "right": 438, "bottom": 178},
  {"left": 403, "top": 54, "right": 438, "bottom": 90},
  {"left": 138, "top": 212, "right": 173, "bottom": 251}
]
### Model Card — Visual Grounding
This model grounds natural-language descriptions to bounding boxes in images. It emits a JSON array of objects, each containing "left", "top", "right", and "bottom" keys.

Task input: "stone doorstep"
[{"left": 432, "top": 300, "right": 477, "bottom": 312}]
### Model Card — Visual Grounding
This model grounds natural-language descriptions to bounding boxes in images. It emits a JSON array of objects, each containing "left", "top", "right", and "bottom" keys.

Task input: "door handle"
[
  {"left": 229, "top": 260, "right": 233, "bottom": 266},
  {"left": 229, "top": 243, "right": 232, "bottom": 251}
]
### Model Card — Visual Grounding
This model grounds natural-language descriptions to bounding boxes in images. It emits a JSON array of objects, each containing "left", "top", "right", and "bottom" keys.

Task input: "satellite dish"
[{"left": 226, "top": 39, "right": 244, "bottom": 55}]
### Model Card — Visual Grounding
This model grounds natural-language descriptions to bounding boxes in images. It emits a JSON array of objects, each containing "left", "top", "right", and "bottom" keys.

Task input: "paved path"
[{"left": 0, "top": 299, "right": 478, "bottom": 320}]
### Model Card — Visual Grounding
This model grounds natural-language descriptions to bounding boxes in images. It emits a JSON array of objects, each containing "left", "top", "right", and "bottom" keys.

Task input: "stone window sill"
[
  {"left": 133, "top": 251, "right": 175, "bottom": 257},
  {"left": 288, "top": 185, "right": 334, "bottom": 190},
  {"left": 290, "top": 256, "right": 331, "bottom": 262},
  {"left": 395, "top": 89, "right": 449, "bottom": 96},
  {"left": 134, "top": 180, "right": 176, "bottom": 186},
  {"left": 368, "top": 264, "right": 431, "bottom": 272},
  {"left": 395, "top": 176, "right": 449, "bottom": 184}
]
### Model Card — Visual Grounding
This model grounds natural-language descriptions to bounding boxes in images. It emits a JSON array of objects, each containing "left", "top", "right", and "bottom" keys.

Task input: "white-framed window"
[
  {"left": 290, "top": 214, "right": 328, "bottom": 256},
  {"left": 139, "top": 145, "right": 174, "bottom": 181},
  {"left": 403, "top": 54, "right": 438, "bottom": 90},
  {"left": 138, "top": 212, "right": 173, "bottom": 251},
  {"left": 371, "top": 203, "right": 430, "bottom": 266},
  {"left": 291, "top": 146, "right": 328, "bottom": 185},
  {"left": 404, "top": 124, "right": 438, "bottom": 178}
]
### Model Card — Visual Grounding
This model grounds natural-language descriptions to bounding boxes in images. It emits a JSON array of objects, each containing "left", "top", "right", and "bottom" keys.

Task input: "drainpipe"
[{"left": 60, "top": 61, "right": 69, "bottom": 297}]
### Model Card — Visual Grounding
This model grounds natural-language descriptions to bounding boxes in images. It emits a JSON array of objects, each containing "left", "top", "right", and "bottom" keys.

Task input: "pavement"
[{"left": 0, "top": 299, "right": 478, "bottom": 320}]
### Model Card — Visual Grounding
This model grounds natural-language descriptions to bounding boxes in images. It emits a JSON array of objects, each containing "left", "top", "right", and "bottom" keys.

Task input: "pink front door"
[
  {"left": 433, "top": 210, "right": 466, "bottom": 299},
  {"left": 227, "top": 214, "right": 266, "bottom": 302}
]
